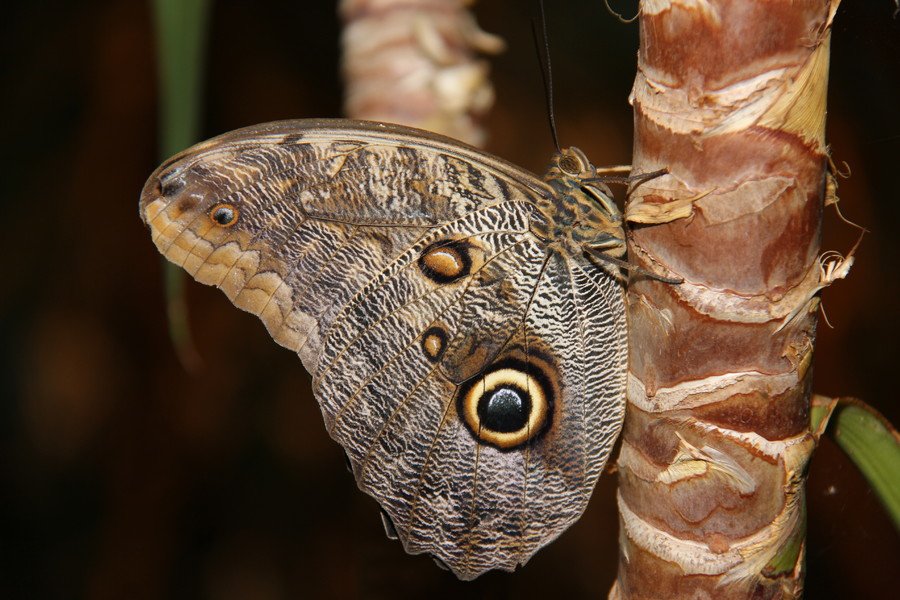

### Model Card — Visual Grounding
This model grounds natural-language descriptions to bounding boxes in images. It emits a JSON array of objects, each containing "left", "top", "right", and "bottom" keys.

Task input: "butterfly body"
[{"left": 141, "top": 119, "right": 627, "bottom": 580}]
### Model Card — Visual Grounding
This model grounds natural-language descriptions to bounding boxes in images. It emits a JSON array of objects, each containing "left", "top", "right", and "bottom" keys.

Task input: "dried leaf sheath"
[
  {"left": 614, "top": 1, "right": 841, "bottom": 598},
  {"left": 339, "top": 0, "right": 504, "bottom": 146}
]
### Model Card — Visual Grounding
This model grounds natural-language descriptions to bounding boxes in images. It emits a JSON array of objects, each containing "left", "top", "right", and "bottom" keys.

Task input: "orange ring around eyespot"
[{"left": 209, "top": 203, "right": 239, "bottom": 227}]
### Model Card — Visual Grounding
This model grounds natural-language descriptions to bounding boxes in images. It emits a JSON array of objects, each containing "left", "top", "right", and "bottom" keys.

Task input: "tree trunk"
[{"left": 613, "top": 1, "right": 840, "bottom": 598}]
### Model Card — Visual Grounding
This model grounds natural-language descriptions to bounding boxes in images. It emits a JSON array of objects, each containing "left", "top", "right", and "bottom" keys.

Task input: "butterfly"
[{"left": 140, "top": 119, "right": 633, "bottom": 580}]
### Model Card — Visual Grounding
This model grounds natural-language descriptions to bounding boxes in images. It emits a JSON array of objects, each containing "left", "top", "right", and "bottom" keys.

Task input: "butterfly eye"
[
  {"left": 458, "top": 361, "right": 554, "bottom": 450},
  {"left": 558, "top": 154, "right": 581, "bottom": 175},
  {"left": 209, "top": 203, "right": 238, "bottom": 227}
]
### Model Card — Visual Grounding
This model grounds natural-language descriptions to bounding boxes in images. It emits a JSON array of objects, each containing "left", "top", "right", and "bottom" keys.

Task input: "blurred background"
[{"left": 2, "top": 1, "right": 898, "bottom": 598}]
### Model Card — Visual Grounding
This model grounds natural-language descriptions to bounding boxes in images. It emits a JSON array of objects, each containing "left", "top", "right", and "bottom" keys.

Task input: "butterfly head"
[{"left": 542, "top": 147, "right": 626, "bottom": 258}]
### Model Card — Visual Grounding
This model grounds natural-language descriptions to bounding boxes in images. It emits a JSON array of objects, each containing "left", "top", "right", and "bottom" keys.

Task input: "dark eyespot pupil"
[
  {"left": 213, "top": 206, "right": 234, "bottom": 225},
  {"left": 478, "top": 387, "right": 529, "bottom": 433}
]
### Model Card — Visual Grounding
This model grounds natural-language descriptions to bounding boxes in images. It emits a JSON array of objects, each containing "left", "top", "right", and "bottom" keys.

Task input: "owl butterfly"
[{"left": 141, "top": 119, "right": 632, "bottom": 580}]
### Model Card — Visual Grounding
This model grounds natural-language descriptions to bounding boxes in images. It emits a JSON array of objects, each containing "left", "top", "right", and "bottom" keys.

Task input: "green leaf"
[
  {"left": 152, "top": 0, "right": 212, "bottom": 156},
  {"left": 151, "top": 0, "right": 212, "bottom": 370},
  {"left": 763, "top": 501, "right": 806, "bottom": 578},
  {"left": 833, "top": 401, "right": 900, "bottom": 531}
]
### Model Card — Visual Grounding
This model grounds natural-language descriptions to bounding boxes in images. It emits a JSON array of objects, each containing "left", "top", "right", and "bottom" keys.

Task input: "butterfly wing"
[{"left": 140, "top": 119, "right": 626, "bottom": 579}]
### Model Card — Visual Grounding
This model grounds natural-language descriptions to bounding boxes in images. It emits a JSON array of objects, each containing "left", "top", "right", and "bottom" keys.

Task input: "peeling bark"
[
  {"left": 339, "top": 0, "right": 504, "bottom": 146},
  {"left": 613, "top": 1, "right": 842, "bottom": 598}
]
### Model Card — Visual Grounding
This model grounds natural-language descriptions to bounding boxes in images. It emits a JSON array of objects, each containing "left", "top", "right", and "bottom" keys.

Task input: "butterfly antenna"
[
  {"left": 532, "top": 0, "right": 561, "bottom": 153},
  {"left": 584, "top": 168, "right": 669, "bottom": 187}
]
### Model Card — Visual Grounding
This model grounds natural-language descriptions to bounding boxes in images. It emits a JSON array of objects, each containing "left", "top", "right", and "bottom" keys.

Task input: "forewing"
[{"left": 141, "top": 119, "right": 550, "bottom": 371}]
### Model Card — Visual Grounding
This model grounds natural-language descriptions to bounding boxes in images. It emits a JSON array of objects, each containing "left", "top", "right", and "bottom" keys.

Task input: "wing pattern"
[{"left": 140, "top": 120, "right": 626, "bottom": 579}]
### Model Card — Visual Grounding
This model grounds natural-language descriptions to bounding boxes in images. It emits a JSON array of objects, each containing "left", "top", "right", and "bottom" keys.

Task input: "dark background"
[{"left": 2, "top": 1, "right": 899, "bottom": 598}]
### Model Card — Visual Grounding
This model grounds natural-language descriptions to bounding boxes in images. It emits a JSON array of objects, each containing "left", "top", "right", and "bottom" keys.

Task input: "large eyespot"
[
  {"left": 457, "top": 359, "right": 554, "bottom": 450},
  {"left": 209, "top": 203, "right": 239, "bottom": 227},
  {"left": 418, "top": 240, "right": 472, "bottom": 283}
]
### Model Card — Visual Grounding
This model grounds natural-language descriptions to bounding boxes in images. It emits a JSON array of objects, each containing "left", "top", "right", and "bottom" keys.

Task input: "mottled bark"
[
  {"left": 613, "top": 1, "right": 842, "bottom": 598},
  {"left": 339, "top": 0, "right": 504, "bottom": 146}
]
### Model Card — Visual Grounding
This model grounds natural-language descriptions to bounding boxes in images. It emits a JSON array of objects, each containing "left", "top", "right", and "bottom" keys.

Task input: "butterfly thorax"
[{"left": 532, "top": 147, "right": 626, "bottom": 259}]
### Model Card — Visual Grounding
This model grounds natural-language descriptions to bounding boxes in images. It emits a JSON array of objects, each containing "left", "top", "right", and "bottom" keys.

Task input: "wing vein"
[{"left": 564, "top": 255, "right": 591, "bottom": 512}]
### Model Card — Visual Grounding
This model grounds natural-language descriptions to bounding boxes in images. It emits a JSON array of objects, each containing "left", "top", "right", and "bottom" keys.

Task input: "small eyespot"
[
  {"left": 421, "top": 326, "right": 449, "bottom": 362},
  {"left": 210, "top": 203, "right": 238, "bottom": 227},
  {"left": 418, "top": 240, "right": 472, "bottom": 283}
]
